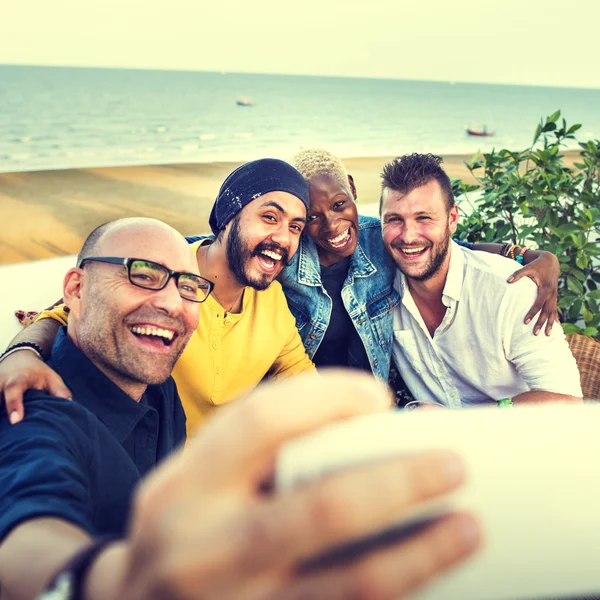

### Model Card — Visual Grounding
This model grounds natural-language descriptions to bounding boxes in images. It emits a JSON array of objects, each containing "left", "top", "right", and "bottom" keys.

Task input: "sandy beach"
[{"left": 0, "top": 152, "right": 577, "bottom": 265}]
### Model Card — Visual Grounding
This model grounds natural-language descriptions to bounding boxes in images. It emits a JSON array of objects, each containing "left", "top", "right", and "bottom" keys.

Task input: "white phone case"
[{"left": 276, "top": 403, "right": 600, "bottom": 600}]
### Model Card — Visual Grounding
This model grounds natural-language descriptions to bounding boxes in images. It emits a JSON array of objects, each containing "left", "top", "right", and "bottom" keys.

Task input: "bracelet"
[
  {"left": 38, "top": 536, "right": 117, "bottom": 600},
  {"left": 498, "top": 397, "right": 513, "bottom": 408},
  {"left": 500, "top": 242, "right": 511, "bottom": 257},
  {"left": 0, "top": 342, "right": 45, "bottom": 364},
  {"left": 516, "top": 246, "right": 528, "bottom": 264}
]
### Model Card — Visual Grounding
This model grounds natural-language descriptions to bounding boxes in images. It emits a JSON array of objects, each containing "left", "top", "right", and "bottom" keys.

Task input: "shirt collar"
[
  {"left": 394, "top": 240, "right": 465, "bottom": 304},
  {"left": 49, "top": 328, "right": 153, "bottom": 443},
  {"left": 442, "top": 241, "right": 465, "bottom": 303}
]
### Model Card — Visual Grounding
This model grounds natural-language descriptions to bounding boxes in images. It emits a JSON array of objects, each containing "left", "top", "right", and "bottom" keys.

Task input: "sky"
[{"left": 1, "top": 0, "right": 599, "bottom": 89}]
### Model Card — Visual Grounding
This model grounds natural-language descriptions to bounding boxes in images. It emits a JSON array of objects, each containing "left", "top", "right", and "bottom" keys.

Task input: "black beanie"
[{"left": 209, "top": 158, "right": 310, "bottom": 234}]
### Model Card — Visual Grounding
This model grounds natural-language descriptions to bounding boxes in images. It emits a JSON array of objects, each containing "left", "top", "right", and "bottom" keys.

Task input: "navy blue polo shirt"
[{"left": 0, "top": 328, "right": 186, "bottom": 541}]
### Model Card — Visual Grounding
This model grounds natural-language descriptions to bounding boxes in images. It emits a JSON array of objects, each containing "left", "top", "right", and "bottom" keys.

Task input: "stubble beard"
[
  {"left": 77, "top": 290, "right": 186, "bottom": 389},
  {"left": 392, "top": 228, "right": 451, "bottom": 282}
]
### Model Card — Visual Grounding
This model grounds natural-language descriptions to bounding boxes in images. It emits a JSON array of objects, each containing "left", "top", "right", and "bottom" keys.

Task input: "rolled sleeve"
[
  {"left": 501, "top": 280, "right": 582, "bottom": 397},
  {"left": 0, "top": 399, "right": 95, "bottom": 542}
]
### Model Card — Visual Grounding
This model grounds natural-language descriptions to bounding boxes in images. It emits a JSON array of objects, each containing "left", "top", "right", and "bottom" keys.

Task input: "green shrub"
[{"left": 453, "top": 111, "right": 600, "bottom": 338}]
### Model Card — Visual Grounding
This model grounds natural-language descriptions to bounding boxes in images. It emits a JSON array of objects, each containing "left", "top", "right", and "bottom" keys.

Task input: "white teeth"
[
  {"left": 328, "top": 229, "right": 350, "bottom": 245},
  {"left": 402, "top": 247, "right": 426, "bottom": 255},
  {"left": 130, "top": 326, "right": 174, "bottom": 340},
  {"left": 261, "top": 250, "right": 282, "bottom": 261}
]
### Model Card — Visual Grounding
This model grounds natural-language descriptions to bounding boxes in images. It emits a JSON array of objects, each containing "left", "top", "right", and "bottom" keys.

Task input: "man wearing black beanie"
[{"left": 173, "top": 158, "right": 315, "bottom": 431}]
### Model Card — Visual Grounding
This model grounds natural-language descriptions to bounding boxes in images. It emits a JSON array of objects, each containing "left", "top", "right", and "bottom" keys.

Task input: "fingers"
[
  {"left": 545, "top": 312, "right": 559, "bottom": 336},
  {"left": 185, "top": 370, "right": 394, "bottom": 487},
  {"left": 526, "top": 297, "right": 559, "bottom": 336},
  {"left": 3, "top": 375, "right": 29, "bottom": 424},
  {"left": 271, "top": 513, "right": 480, "bottom": 600},
  {"left": 230, "top": 450, "right": 466, "bottom": 575},
  {"left": 507, "top": 268, "right": 526, "bottom": 284},
  {"left": 46, "top": 371, "right": 73, "bottom": 400},
  {"left": 1, "top": 361, "right": 72, "bottom": 425}
]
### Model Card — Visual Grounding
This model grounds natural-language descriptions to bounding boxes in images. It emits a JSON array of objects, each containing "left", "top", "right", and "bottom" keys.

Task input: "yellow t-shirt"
[{"left": 37, "top": 241, "right": 315, "bottom": 434}]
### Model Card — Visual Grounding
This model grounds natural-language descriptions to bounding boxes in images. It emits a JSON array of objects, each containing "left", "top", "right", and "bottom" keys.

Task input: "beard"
[
  {"left": 77, "top": 288, "right": 189, "bottom": 389},
  {"left": 226, "top": 214, "right": 289, "bottom": 290},
  {"left": 391, "top": 228, "right": 451, "bottom": 282}
]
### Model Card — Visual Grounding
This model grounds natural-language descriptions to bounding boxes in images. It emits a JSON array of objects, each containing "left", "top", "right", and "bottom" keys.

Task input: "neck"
[
  {"left": 102, "top": 372, "right": 146, "bottom": 402},
  {"left": 404, "top": 248, "right": 452, "bottom": 338},
  {"left": 197, "top": 241, "right": 245, "bottom": 309},
  {"left": 405, "top": 245, "right": 452, "bottom": 302},
  {"left": 69, "top": 329, "right": 146, "bottom": 402}
]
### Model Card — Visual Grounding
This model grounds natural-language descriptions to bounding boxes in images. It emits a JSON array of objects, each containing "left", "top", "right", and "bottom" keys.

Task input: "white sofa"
[{"left": 0, "top": 255, "right": 76, "bottom": 350}]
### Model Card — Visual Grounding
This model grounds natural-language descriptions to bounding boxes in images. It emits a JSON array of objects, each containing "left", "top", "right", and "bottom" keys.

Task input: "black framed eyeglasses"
[{"left": 77, "top": 256, "right": 214, "bottom": 303}]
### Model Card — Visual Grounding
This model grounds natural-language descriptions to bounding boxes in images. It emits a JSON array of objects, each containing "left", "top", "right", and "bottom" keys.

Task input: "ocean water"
[{"left": 1, "top": 65, "right": 599, "bottom": 173}]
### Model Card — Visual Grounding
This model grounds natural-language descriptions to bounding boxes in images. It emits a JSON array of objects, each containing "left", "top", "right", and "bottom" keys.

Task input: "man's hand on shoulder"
[{"left": 0, "top": 350, "right": 72, "bottom": 424}]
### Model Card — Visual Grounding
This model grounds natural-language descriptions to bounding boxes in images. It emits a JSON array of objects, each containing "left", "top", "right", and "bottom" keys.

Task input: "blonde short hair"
[{"left": 290, "top": 148, "right": 349, "bottom": 190}]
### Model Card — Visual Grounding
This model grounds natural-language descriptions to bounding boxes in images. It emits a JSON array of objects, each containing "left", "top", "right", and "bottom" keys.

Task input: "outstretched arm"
[
  {"left": 471, "top": 243, "right": 559, "bottom": 336},
  {"left": 0, "top": 318, "right": 68, "bottom": 424},
  {"left": 0, "top": 371, "right": 479, "bottom": 600}
]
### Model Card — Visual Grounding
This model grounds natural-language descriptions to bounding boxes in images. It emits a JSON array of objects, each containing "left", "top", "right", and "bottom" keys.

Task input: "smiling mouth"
[
  {"left": 399, "top": 246, "right": 428, "bottom": 259},
  {"left": 256, "top": 249, "right": 283, "bottom": 272},
  {"left": 325, "top": 228, "right": 351, "bottom": 249},
  {"left": 129, "top": 325, "right": 177, "bottom": 347}
]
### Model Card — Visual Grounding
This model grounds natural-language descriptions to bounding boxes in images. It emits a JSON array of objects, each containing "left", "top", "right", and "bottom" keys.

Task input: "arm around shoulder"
[{"left": 501, "top": 282, "right": 582, "bottom": 401}]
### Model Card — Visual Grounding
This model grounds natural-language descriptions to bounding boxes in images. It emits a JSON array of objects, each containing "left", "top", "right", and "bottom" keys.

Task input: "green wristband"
[{"left": 498, "top": 397, "right": 513, "bottom": 408}]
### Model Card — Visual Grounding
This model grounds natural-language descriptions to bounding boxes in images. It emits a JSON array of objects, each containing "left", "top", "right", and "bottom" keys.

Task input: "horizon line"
[{"left": 1, "top": 62, "right": 599, "bottom": 92}]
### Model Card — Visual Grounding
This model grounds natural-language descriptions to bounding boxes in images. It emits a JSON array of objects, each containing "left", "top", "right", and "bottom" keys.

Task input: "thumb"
[{"left": 47, "top": 372, "right": 73, "bottom": 400}]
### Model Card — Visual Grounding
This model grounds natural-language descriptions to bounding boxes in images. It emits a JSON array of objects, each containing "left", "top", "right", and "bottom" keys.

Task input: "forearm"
[
  {"left": 4, "top": 319, "right": 61, "bottom": 359},
  {"left": 0, "top": 518, "right": 129, "bottom": 600},
  {"left": 470, "top": 242, "right": 503, "bottom": 255},
  {"left": 84, "top": 542, "right": 129, "bottom": 600},
  {"left": 513, "top": 390, "right": 583, "bottom": 404},
  {"left": 0, "top": 518, "right": 90, "bottom": 600}
]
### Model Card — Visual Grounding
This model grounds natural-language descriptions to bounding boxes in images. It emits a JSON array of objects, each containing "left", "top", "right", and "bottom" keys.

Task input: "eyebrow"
[
  {"left": 383, "top": 210, "right": 437, "bottom": 218},
  {"left": 261, "top": 200, "right": 307, "bottom": 224}
]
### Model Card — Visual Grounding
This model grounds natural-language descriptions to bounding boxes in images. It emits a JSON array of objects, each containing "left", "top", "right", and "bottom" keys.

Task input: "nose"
[
  {"left": 270, "top": 221, "right": 291, "bottom": 249},
  {"left": 322, "top": 212, "right": 340, "bottom": 234},
  {"left": 149, "top": 276, "right": 184, "bottom": 316},
  {"left": 401, "top": 219, "right": 419, "bottom": 244}
]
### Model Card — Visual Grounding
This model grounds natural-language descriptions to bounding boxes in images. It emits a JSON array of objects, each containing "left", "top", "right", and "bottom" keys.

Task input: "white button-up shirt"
[{"left": 392, "top": 242, "right": 582, "bottom": 407}]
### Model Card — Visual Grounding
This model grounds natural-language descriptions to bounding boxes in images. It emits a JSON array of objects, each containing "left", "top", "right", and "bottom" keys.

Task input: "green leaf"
[
  {"left": 567, "top": 276, "right": 584, "bottom": 295},
  {"left": 576, "top": 254, "right": 589, "bottom": 270},
  {"left": 559, "top": 223, "right": 581, "bottom": 234},
  {"left": 548, "top": 110, "right": 561, "bottom": 124},
  {"left": 567, "top": 124, "right": 582, "bottom": 134},
  {"left": 583, "top": 327, "right": 599, "bottom": 337},
  {"left": 562, "top": 323, "right": 582, "bottom": 335}
]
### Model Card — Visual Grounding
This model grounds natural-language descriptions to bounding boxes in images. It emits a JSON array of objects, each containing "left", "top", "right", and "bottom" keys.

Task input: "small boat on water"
[
  {"left": 466, "top": 124, "right": 494, "bottom": 137},
  {"left": 236, "top": 96, "right": 254, "bottom": 106}
]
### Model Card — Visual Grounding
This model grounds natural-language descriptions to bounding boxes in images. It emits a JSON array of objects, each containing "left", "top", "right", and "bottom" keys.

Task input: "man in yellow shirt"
[{"left": 0, "top": 159, "right": 316, "bottom": 433}]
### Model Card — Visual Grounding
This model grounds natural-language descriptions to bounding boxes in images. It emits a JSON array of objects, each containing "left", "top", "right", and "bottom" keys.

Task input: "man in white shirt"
[{"left": 380, "top": 153, "right": 582, "bottom": 407}]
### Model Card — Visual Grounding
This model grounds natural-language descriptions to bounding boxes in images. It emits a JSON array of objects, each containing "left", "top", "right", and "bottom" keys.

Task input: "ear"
[
  {"left": 63, "top": 267, "right": 84, "bottom": 318},
  {"left": 448, "top": 203, "right": 459, "bottom": 234},
  {"left": 347, "top": 174, "right": 358, "bottom": 200}
]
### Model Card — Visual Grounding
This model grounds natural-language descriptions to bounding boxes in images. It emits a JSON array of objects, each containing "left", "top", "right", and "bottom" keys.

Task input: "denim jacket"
[{"left": 278, "top": 215, "right": 399, "bottom": 381}]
